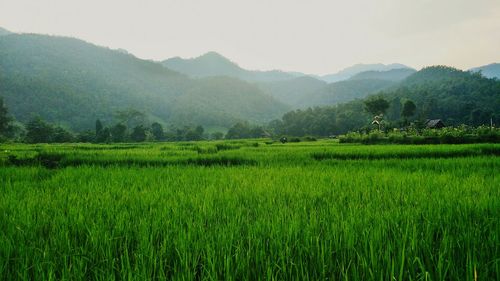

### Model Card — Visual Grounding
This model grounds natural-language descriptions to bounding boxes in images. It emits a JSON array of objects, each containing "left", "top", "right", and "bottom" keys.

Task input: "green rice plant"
[{"left": 0, "top": 141, "right": 498, "bottom": 280}]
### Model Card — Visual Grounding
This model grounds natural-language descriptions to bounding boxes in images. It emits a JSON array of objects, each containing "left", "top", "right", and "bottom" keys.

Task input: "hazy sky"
[{"left": 1, "top": 0, "right": 499, "bottom": 74}]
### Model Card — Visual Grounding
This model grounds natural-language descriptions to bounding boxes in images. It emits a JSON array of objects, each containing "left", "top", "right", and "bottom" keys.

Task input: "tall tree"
[
  {"left": 130, "top": 125, "right": 147, "bottom": 142},
  {"left": 401, "top": 100, "right": 416, "bottom": 122},
  {"left": 95, "top": 119, "right": 110, "bottom": 143},
  {"left": 184, "top": 125, "right": 204, "bottom": 141},
  {"left": 151, "top": 122, "right": 164, "bottom": 141},
  {"left": 95, "top": 119, "right": 103, "bottom": 136},
  {"left": 114, "top": 109, "right": 146, "bottom": 128},
  {"left": 110, "top": 123, "right": 127, "bottom": 142},
  {"left": 25, "top": 117, "right": 54, "bottom": 143},
  {"left": 364, "top": 96, "right": 390, "bottom": 117},
  {"left": 52, "top": 126, "right": 75, "bottom": 143},
  {"left": 0, "top": 97, "right": 13, "bottom": 139}
]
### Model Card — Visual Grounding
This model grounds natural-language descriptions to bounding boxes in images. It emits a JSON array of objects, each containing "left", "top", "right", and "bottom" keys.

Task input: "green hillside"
[
  {"left": 273, "top": 66, "right": 500, "bottom": 136},
  {"left": 384, "top": 66, "right": 500, "bottom": 125},
  {"left": 303, "top": 79, "right": 395, "bottom": 107},
  {"left": 319, "top": 63, "right": 412, "bottom": 83},
  {"left": 169, "top": 76, "right": 289, "bottom": 127},
  {"left": 349, "top": 68, "right": 416, "bottom": 81},
  {"left": 0, "top": 34, "right": 286, "bottom": 131},
  {"left": 256, "top": 76, "right": 327, "bottom": 107}
]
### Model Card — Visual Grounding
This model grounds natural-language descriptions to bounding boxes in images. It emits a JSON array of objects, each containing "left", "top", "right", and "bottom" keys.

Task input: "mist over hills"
[
  {"left": 319, "top": 63, "right": 413, "bottom": 83},
  {"left": 348, "top": 68, "right": 416, "bottom": 81},
  {"left": 162, "top": 52, "right": 303, "bottom": 82},
  {"left": 161, "top": 52, "right": 419, "bottom": 109},
  {"left": 470, "top": 63, "right": 500, "bottom": 79},
  {"left": 0, "top": 33, "right": 287, "bottom": 130},
  {"left": 303, "top": 79, "right": 396, "bottom": 108},
  {"left": 0, "top": 27, "right": 498, "bottom": 133},
  {"left": 272, "top": 66, "right": 500, "bottom": 137},
  {"left": 162, "top": 52, "right": 415, "bottom": 84},
  {"left": 0, "top": 27, "right": 12, "bottom": 36},
  {"left": 256, "top": 76, "right": 328, "bottom": 107},
  {"left": 381, "top": 66, "right": 500, "bottom": 125}
]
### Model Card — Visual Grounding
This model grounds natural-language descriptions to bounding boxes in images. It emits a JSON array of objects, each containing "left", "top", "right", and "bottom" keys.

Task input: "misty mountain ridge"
[
  {"left": 0, "top": 33, "right": 288, "bottom": 130},
  {"left": 348, "top": 68, "right": 417, "bottom": 81},
  {"left": 263, "top": 68, "right": 416, "bottom": 108},
  {"left": 319, "top": 63, "right": 414, "bottom": 83},
  {"left": 0, "top": 27, "right": 12, "bottom": 36},
  {"left": 257, "top": 76, "right": 328, "bottom": 107},
  {"left": 0, "top": 27, "right": 499, "bottom": 133},
  {"left": 162, "top": 51, "right": 415, "bottom": 84},
  {"left": 469, "top": 63, "right": 500, "bottom": 79},
  {"left": 162, "top": 52, "right": 304, "bottom": 82}
]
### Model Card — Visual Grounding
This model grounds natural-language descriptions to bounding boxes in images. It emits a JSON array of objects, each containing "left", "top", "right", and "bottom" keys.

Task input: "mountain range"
[
  {"left": 318, "top": 63, "right": 413, "bottom": 83},
  {"left": 0, "top": 32, "right": 287, "bottom": 130},
  {"left": 162, "top": 52, "right": 303, "bottom": 82},
  {"left": 0, "top": 26, "right": 498, "bottom": 132},
  {"left": 162, "top": 52, "right": 420, "bottom": 108}
]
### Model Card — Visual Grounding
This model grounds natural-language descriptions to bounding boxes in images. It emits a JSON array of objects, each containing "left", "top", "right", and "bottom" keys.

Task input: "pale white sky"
[{"left": 1, "top": 0, "right": 499, "bottom": 74}]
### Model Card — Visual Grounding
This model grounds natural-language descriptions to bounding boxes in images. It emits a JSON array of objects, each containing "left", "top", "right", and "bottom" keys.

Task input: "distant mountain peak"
[
  {"left": 194, "top": 52, "right": 239, "bottom": 67},
  {"left": 348, "top": 68, "right": 417, "bottom": 82},
  {"left": 162, "top": 52, "right": 303, "bottom": 82},
  {"left": 0, "top": 27, "right": 12, "bottom": 36},
  {"left": 320, "top": 63, "right": 413, "bottom": 83},
  {"left": 199, "top": 51, "right": 226, "bottom": 58},
  {"left": 469, "top": 63, "right": 500, "bottom": 79}
]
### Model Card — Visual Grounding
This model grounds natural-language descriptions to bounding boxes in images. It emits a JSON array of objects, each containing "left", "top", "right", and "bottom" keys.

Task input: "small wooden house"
[{"left": 425, "top": 119, "right": 445, "bottom": 129}]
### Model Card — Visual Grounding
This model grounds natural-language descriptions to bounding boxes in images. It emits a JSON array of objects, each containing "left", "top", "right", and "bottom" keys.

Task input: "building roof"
[{"left": 425, "top": 119, "right": 444, "bottom": 128}]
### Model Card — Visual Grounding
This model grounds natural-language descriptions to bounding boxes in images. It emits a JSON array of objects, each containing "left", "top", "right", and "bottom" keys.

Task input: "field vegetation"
[
  {"left": 0, "top": 140, "right": 499, "bottom": 280},
  {"left": 339, "top": 126, "right": 500, "bottom": 145}
]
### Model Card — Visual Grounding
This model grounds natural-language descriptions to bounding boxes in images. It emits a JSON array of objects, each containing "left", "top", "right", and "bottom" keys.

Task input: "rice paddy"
[{"left": 0, "top": 140, "right": 499, "bottom": 280}]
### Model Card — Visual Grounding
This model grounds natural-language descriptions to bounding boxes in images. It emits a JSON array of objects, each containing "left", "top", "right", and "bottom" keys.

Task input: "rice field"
[{"left": 0, "top": 140, "right": 499, "bottom": 280}]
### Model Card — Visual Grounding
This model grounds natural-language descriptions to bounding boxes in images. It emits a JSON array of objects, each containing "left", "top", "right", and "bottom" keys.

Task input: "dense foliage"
[
  {"left": 225, "top": 122, "right": 266, "bottom": 139},
  {"left": 0, "top": 34, "right": 287, "bottom": 131},
  {"left": 271, "top": 66, "right": 500, "bottom": 137},
  {"left": 303, "top": 78, "right": 395, "bottom": 107},
  {"left": 1, "top": 33, "right": 498, "bottom": 141},
  {"left": 383, "top": 66, "right": 500, "bottom": 125},
  {"left": 0, "top": 97, "right": 12, "bottom": 139},
  {"left": 340, "top": 126, "right": 500, "bottom": 144}
]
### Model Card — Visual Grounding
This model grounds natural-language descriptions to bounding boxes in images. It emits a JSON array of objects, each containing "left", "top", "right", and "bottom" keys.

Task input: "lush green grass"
[{"left": 0, "top": 140, "right": 499, "bottom": 280}]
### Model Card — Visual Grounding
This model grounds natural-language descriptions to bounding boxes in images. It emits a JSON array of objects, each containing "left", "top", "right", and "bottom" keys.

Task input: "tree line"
[
  {"left": 1, "top": 65, "right": 498, "bottom": 144},
  {"left": 0, "top": 96, "right": 272, "bottom": 143},
  {"left": 0, "top": 93, "right": 496, "bottom": 143}
]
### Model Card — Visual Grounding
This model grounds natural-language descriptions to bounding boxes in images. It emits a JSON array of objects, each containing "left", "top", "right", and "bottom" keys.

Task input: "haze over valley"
[{"left": 1, "top": 26, "right": 498, "bottom": 135}]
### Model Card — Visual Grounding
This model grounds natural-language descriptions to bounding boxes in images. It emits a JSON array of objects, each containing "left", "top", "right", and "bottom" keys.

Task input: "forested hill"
[
  {"left": 348, "top": 68, "right": 416, "bottom": 81},
  {"left": 382, "top": 66, "right": 500, "bottom": 125},
  {"left": 256, "top": 76, "right": 327, "bottom": 107},
  {"left": 161, "top": 53, "right": 421, "bottom": 109},
  {"left": 272, "top": 66, "right": 500, "bottom": 136},
  {"left": 162, "top": 52, "right": 301, "bottom": 82},
  {"left": 0, "top": 34, "right": 288, "bottom": 130},
  {"left": 255, "top": 69, "right": 415, "bottom": 109},
  {"left": 303, "top": 79, "right": 395, "bottom": 107},
  {"left": 319, "top": 63, "right": 413, "bottom": 83}
]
